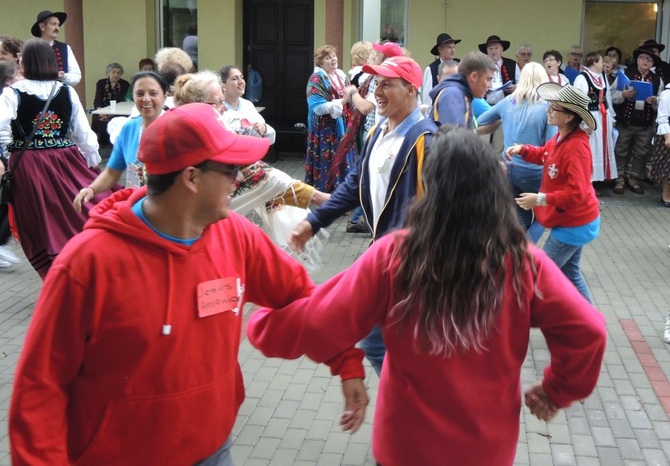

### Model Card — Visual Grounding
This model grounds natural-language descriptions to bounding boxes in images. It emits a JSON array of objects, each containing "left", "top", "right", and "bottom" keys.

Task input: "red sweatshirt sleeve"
[
  {"left": 10, "top": 265, "right": 92, "bottom": 465},
  {"left": 520, "top": 141, "right": 550, "bottom": 166},
  {"left": 247, "top": 233, "right": 400, "bottom": 370},
  {"left": 528, "top": 248, "right": 607, "bottom": 408},
  {"left": 544, "top": 138, "right": 593, "bottom": 210}
]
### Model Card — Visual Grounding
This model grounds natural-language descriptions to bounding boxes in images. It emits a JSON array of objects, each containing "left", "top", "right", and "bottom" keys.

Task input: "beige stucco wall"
[
  {"left": 408, "top": 0, "right": 584, "bottom": 70},
  {"left": 81, "top": 0, "right": 154, "bottom": 110},
  {"left": 198, "top": 0, "right": 243, "bottom": 72}
]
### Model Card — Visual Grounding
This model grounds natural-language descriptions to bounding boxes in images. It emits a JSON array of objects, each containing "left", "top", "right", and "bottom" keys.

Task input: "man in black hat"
[
  {"left": 480, "top": 35, "right": 515, "bottom": 154},
  {"left": 613, "top": 48, "right": 662, "bottom": 195},
  {"left": 421, "top": 33, "right": 461, "bottom": 106},
  {"left": 31, "top": 10, "right": 81, "bottom": 86},
  {"left": 640, "top": 39, "right": 670, "bottom": 85}
]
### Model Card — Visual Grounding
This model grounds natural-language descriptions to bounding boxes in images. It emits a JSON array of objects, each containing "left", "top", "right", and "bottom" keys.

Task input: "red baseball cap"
[
  {"left": 372, "top": 42, "right": 403, "bottom": 58},
  {"left": 138, "top": 103, "right": 270, "bottom": 175},
  {"left": 362, "top": 56, "right": 423, "bottom": 88}
]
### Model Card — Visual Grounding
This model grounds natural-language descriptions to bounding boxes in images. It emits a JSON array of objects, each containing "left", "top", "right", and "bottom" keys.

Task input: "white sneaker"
[
  {"left": 664, "top": 313, "right": 670, "bottom": 344},
  {"left": 0, "top": 245, "right": 21, "bottom": 264},
  {"left": 0, "top": 259, "right": 11, "bottom": 268}
]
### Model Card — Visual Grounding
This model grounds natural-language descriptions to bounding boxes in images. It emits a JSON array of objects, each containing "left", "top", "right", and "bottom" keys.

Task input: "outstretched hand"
[
  {"left": 288, "top": 220, "right": 314, "bottom": 254},
  {"left": 524, "top": 382, "right": 559, "bottom": 421},
  {"left": 340, "top": 378, "right": 368, "bottom": 433}
]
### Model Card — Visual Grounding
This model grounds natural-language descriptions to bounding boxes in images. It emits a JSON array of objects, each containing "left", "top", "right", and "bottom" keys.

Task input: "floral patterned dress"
[{"left": 305, "top": 67, "right": 356, "bottom": 192}]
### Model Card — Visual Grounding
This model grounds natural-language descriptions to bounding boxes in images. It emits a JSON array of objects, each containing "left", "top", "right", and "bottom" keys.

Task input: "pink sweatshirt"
[{"left": 248, "top": 230, "right": 607, "bottom": 466}]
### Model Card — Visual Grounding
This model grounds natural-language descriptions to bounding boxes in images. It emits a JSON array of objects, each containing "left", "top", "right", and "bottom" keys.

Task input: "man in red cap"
[
  {"left": 289, "top": 56, "right": 438, "bottom": 376},
  {"left": 422, "top": 33, "right": 461, "bottom": 106},
  {"left": 31, "top": 10, "right": 81, "bottom": 86},
  {"left": 9, "top": 103, "right": 366, "bottom": 465}
]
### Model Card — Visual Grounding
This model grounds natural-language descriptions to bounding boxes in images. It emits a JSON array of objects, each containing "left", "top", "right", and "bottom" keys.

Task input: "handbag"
[{"left": 0, "top": 81, "right": 58, "bottom": 205}]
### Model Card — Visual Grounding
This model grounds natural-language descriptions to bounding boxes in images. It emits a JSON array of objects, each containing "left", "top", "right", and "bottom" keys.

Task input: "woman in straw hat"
[{"left": 507, "top": 83, "right": 600, "bottom": 303}]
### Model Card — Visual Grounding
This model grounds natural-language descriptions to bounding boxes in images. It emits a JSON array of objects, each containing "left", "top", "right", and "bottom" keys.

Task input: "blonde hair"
[
  {"left": 602, "top": 56, "right": 614, "bottom": 65},
  {"left": 511, "top": 62, "right": 549, "bottom": 105},
  {"left": 155, "top": 47, "right": 195, "bottom": 73},
  {"left": 173, "top": 70, "right": 222, "bottom": 106},
  {"left": 350, "top": 41, "right": 372, "bottom": 67},
  {"left": 314, "top": 45, "right": 337, "bottom": 67}
]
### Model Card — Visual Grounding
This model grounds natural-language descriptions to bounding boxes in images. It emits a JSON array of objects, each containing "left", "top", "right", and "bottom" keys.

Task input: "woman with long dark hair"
[
  {"left": 0, "top": 39, "right": 113, "bottom": 278},
  {"left": 246, "top": 126, "right": 606, "bottom": 466}
]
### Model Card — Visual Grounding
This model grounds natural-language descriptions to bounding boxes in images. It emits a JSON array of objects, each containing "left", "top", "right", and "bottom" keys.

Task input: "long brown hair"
[{"left": 390, "top": 126, "right": 536, "bottom": 356}]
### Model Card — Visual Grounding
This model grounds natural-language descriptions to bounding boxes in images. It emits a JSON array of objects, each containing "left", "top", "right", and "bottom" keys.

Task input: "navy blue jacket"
[
  {"left": 307, "top": 115, "right": 436, "bottom": 241},
  {"left": 428, "top": 74, "right": 474, "bottom": 129}
]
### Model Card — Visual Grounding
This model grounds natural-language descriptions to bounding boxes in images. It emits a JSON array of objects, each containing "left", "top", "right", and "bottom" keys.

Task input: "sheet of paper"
[{"left": 125, "top": 161, "right": 143, "bottom": 189}]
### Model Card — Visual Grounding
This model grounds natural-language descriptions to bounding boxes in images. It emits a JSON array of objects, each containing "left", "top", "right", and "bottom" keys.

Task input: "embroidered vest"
[
  {"left": 616, "top": 68, "right": 661, "bottom": 127},
  {"left": 579, "top": 71, "right": 608, "bottom": 112},
  {"left": 500, "top": 57, "right": 516, "bottom": 84},
  {"left": 8, "top": 86, "right": 75, "bottom": 151},
  {"left": 52, "top": 40, "right": 69, "bottom": 73}
]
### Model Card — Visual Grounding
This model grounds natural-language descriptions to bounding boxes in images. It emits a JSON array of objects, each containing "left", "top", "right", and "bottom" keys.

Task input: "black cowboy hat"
[
  {"left": 31, "top": 10, "right": 67, "bottom": 37},
  {"left": 642, "top": 39, "right": 666, "bottom": 53},
  {"left": 478, "top": 35, "right": 510, "bottom": 54},
  {"left": 430, "top": 33, "right": 461, "bottom": 56},
  {"left": 633, "top": 48, "right": 662, "bottom": 68}
]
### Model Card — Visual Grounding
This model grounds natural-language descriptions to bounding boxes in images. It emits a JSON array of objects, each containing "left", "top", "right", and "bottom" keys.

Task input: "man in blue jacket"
[
  {"left": 289, "top": 56, "right": 437, "bottom": 375},
  {"left": 429, "top": 51, "right": 496, "bottom": 129}
]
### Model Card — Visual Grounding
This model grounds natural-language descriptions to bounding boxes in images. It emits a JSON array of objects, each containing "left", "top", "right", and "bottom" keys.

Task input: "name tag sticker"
[{"left": 197, "top": 277, "right": 243, "bottom": 318}]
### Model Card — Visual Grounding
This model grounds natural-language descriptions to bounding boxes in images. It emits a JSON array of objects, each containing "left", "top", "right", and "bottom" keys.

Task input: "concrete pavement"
[{"left": 1, "top": 157, "right": 670, "bottom": 465}]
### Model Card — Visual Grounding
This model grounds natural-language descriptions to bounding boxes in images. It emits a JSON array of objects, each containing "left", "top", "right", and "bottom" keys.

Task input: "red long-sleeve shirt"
[
  {"left": 521, "top": 129, "right": 600, "bottom": 228},
  {"left": 248, "top": 230, "right": 607, "bottom": 466}
]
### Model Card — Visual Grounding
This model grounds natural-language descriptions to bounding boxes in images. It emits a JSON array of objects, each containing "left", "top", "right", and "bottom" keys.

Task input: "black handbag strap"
[{"left": 9, "top": 81, "right": 59, "bottom": 173}]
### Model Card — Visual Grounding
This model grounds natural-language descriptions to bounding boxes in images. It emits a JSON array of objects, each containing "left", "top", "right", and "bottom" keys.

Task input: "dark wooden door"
[{"left": 244, "top": 0, "right": 314, "bottom": 154}]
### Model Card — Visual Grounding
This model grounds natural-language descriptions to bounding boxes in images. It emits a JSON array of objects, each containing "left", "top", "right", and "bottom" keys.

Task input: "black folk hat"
[
  {"left": 478, "top": 35, "right": 511, "bottom": 54},
  {"left": 642, "top": 39, "right": 666, "bottom": 53},
  {"left": 31, "top": 10, "right": 67, "bottom": 37},
  {"left": 430, "top": 33, "right": 461, "bottom": 56}
]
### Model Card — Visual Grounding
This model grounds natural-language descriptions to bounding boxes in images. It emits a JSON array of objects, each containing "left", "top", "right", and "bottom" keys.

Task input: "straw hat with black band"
[
  {"left": 537, "top": 82, "right": 597, "bottom": 131},
  {"left": 31, "top": 10, "right": 67, "bottom": 37}
]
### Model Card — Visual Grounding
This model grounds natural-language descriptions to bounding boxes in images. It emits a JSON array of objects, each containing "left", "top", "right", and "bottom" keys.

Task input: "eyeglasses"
[
  {"left": 569, "top": 53, "right": 583, "bottom": 57},
  {"left": 198, "top": 164, "right": 241, "bottom": 182},
  {"left": 518, "top": 52, "right": 532, "bottom": 57},
  {"left": 206, "top": 99, "right": 226, "bottom": 108},
  {"left": 638, "top": 55, "right": 654, "bottom": 62},
  {"left": 548, "top": 105, "right": 567, "bottom": 113}
]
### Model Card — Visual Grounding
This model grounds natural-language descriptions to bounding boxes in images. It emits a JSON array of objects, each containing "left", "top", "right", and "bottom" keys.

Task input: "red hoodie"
[
  {"left": 9, "top": 187, "right": 361, "bottom": 465},
  {"left": 248, "top": 231, "right": 607, "bottom": 466},
  {"left": 520, "top": 129, "right": 600, "bottom": 228}
]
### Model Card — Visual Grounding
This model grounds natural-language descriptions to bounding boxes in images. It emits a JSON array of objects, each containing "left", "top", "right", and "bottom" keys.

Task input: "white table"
[{"left": 91, "top": 101, "right": 135, "bottom": 116}]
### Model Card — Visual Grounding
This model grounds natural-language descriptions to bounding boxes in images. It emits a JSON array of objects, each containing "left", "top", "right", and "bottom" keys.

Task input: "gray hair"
[
  {"left": 438, "top": 59, "right": 459, "bottom": 76},
  {"left": 516, "top": 44, "right": 532, "bottom": 55},
  {"left": 106, "top": 62, "right": 124, "bottom": 75}
]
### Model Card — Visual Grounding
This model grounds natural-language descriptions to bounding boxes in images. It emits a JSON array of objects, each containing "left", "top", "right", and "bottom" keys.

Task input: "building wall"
[
  {"left": 407, "top": 0, "right": 584, "bottom": 70},
  {"left": 198, "top": 0, "right": 243, "bottom": 72},
  {"left": 81, "top": 0, "right": 154, "bottom": 110}
]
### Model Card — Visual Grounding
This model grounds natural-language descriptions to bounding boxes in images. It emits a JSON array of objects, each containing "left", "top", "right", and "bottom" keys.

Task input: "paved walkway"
[{"left": 1, "top": 158, "right": 670, "bottom": 465}]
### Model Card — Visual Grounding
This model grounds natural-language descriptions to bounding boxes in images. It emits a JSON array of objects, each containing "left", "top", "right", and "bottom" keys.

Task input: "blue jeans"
[
  {"left": 194, "top": 437, "right": 234, "bottom": 466},
  {"left": 350, "top": 206, "right": 363, "bottom": 224},
  {"left": 359, "top": 326, "right": 385, "bottom": 376},
  {"left": 542, "top": 234, "right": 592, "bottom": 303},
  {"left": 507, "top": 157, "right": 545, "bottom": 242}
]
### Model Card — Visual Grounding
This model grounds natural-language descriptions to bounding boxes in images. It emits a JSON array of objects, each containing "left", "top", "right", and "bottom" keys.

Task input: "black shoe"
[{"left": 346, "top": 220, "right": 370, "bottom": 234}]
